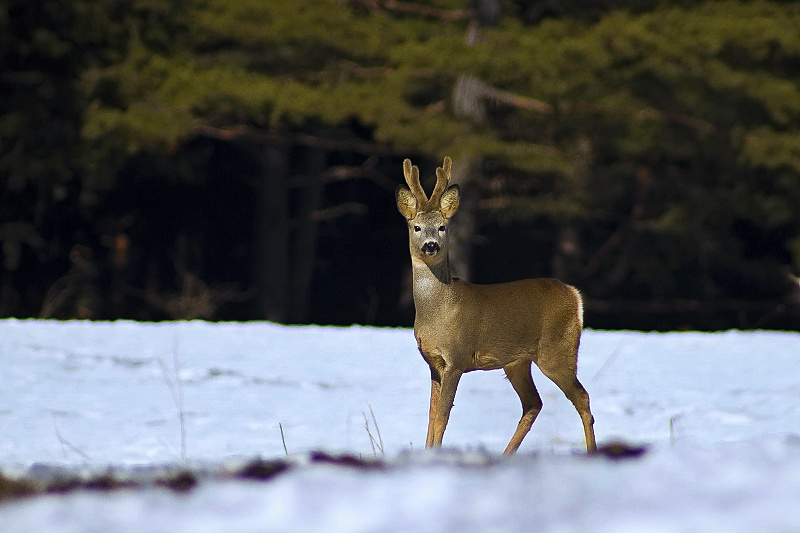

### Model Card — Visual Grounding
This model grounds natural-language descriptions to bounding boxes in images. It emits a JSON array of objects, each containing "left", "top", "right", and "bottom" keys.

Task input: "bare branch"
[
  {"left": 348, "top": 0, "right": 474, "bottom": 20},
  {"left": 458, "top": 77, "right": 714, "bottom": 133},
  {"left": 481, "top": 83, "right": 553, "bottom": 114},
  {"left": 311, "top": 203, "right": 367, "bottom": 221},
  {"left": 194, "top": 121, "right": 403, "bottom": 156}
]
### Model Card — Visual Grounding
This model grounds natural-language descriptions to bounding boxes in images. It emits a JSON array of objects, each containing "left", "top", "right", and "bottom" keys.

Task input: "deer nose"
[{"left": 422, "top": 242, "right": 440, "bottom": 256}]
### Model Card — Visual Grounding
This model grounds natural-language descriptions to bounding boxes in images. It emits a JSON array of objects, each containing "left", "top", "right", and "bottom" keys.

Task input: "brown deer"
[{"left": 396, "top": 157, "right": 596, "bottom": 454}]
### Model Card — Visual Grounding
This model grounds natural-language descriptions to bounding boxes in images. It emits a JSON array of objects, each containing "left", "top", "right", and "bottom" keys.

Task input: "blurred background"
[{"left": 2, "top": 0, "right": 799, "bottom": 330}]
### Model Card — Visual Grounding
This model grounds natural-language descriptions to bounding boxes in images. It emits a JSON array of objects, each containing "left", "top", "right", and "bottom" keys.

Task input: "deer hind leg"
[
  {"left": 503, "top": 360, "right": 543, "bottom": 455},
  {"left": 538, "top": 360, "right": 596, "bottom": 452},
  {"left": 563, "top": 377, "right": 596, "bottom": 452},
  {"left": 428, "top": 366, "right": 462, "bottom": 448}
]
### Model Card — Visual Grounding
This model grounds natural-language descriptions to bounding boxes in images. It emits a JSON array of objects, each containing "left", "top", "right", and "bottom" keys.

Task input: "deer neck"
[{"left": 411, "top": 255, "right": 454, "bottom": 312}]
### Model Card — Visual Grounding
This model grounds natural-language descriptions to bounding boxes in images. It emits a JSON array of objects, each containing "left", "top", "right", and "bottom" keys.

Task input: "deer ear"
[
  {"left": 396, "top": 185, "right": 418, "bottom": 219},
  {"left": 439, "top": 184, "right": 460, "bottom": 218}
]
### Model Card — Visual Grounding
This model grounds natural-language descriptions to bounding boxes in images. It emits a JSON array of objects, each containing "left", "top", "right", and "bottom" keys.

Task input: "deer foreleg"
[
  {"left": 425, "top": 378, "right": 441, "bottom": 447},
  {"left": 429, "top": 367, "right": 461, "bottom": 447}
]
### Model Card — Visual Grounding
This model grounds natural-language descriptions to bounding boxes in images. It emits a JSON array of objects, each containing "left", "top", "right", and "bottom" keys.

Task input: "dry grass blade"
[{"left": 363, "top": 404, "right": 384, "bottom": 457}]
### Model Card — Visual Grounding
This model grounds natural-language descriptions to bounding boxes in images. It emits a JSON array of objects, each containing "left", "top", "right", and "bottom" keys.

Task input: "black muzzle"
[{"left": 422, "top": 242, "right": 440, "bottom": 256}]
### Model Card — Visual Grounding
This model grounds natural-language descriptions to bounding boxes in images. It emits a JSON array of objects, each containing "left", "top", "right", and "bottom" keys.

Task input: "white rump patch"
[{"left": 571, "top": 286, "right": 584, "bottom": 328}]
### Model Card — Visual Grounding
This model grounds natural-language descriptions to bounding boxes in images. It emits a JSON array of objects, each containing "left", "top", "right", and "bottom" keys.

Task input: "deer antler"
[
  {"left": 429, "top": 156, "right": 452, "bottom": 208},
  {"left": 402, "top": 157, "right": 453, "bottom": 211},
  {"left": 403, "top": 159, "right": 428, "bottom": 206}
]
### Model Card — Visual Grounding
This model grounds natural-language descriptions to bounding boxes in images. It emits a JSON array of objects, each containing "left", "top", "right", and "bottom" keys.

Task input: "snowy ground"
[{"left": 2, "top": 320, "right": 800, "bottom": 532}]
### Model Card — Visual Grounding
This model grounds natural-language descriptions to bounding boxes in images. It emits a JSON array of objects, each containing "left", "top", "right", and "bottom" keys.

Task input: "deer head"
[{"left": 396, "top": 157, "right": 460, "bottom": 263}]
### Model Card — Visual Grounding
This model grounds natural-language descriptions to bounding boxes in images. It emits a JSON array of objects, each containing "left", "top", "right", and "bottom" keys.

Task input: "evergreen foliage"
[{"left": 2, "top": 0, "right": 800, "bottom": 328}]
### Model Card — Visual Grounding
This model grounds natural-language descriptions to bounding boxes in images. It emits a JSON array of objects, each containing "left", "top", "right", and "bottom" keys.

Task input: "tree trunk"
[
  {"left": 448, "top": 157, "right": 479, "bottom": 280},
  {"left": 256, "top": 145, "right": 290, "bottom": 322},
  {"left": 553, "top": 137, "right": 592, "bottom": 284},
  {"left": 447, "top": 3, "right": 500, "bottom": 281},
  {"left": 288, "top": 148, "right": 325, "bottom": 323},
  {"left": 553, "top": 224, "right": 583, "bottom": 283}
]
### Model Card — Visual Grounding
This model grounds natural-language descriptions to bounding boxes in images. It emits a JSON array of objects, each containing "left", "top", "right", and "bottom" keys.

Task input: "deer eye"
[
  {"left": 438, "top": 226, "right": 446, "bottom": 232},
  {"left": 413, "top": 226, "right": 421, "bottom": 232}
]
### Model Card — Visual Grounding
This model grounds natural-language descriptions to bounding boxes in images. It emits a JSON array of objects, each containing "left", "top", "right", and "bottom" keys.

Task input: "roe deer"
[{"left": 396, "top": 157, "right": 596, "bottom": 454}]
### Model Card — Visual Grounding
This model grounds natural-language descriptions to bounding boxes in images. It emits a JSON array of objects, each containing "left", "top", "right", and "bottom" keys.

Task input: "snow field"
[{"left": 1, "top": 320, "right": 800, "bottom": 532}]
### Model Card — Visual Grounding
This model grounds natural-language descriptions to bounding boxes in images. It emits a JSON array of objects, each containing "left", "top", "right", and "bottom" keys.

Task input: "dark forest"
[{"left": 2, "top": 0, "right": 800, "bottom": 329}]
